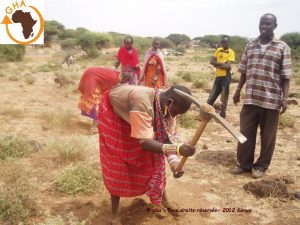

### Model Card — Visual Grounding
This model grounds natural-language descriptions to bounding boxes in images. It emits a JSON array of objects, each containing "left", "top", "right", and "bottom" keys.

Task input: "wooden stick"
[{"left": 176, "top": 119, "right": 210, "bottom": 171}]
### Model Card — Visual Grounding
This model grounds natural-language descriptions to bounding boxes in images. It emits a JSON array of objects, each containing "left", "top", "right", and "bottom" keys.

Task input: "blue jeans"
[{"left": 207, "top": 74, "right": 231, "bottom": 118}]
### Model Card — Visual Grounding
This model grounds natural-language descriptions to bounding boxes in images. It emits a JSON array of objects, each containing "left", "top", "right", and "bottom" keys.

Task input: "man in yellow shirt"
[{"left": 207, "top": 35, "right": 235, "bottom": 118}]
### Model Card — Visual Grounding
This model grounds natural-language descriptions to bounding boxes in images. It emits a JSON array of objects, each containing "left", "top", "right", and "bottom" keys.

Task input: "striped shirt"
[{"left": 238, "top": 37, "right": 293, "bottom": 110}]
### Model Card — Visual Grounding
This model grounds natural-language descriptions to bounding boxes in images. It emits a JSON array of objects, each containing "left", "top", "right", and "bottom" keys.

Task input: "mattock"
[{"left": 174, "top": 89, "right": 247, "bottom": 172}]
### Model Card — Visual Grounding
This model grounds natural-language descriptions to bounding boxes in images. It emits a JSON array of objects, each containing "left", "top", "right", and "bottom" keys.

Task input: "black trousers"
[
  {"left": 237, "top": 105, "right": 279, "bottom": 171},
  {"left": 207, "top": 74, "right": 231, "bottom": 118}
]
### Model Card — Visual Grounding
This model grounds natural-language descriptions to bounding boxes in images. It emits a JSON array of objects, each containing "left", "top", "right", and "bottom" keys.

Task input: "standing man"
[
  {"left": 232, "top": 13, "right": 292, "bottom": 178},
  {"left": 207, "top": 35, "right": 235, "bottom": 118},
  {"left": 114, "top": 36, "right": 140, "bottom": 85}
]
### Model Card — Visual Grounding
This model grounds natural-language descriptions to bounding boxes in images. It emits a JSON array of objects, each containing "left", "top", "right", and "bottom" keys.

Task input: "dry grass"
[
  {"left": 0, "top": 107, "right": 22, "bottom": 118},
  {"left": 56, "top": 163, "right": 101, "bottom": 195},
  {"left": 39, "top": 109, "right": 77, "bottom": 130},
  {"left": 25, "top": 75, "right": 36, "bottom": 85},
  {"left": 36, "top": 211, "right": 95, "bottom": 225},
  {"left": 8, "top": 75, "right": 19, "bottom": 81},
  {"left": 0, "top": 163, "right": 36, "bottom": 224},
  {"left": 168, "top": 76, "right": 183, "bottom": 86},
  {"left": 279, "top": 113, "right": 296, "bottom": 128},
  {"left": 192, "top": 79, "right": 209, "bottom": 89},
  {"left": 0, "top": 134, "right": 33, "bottom": 160},
  {"left": 177, "top": 113, "right": 197, "bottom": 129},
  {"left": 47, "top": 136, "right": 86, "bottom": 163}
]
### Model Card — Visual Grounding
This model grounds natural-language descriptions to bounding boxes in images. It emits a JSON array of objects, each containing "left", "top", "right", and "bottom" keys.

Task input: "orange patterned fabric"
[
  {"left": 78, "top": 87, "right": 101, "bottom": 114},
  {"left": 144, "top": 55, "right": 165, "bottom": 88}
]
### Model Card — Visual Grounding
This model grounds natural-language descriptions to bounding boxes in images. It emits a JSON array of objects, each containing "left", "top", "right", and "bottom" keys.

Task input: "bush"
[
  {"left": 56, "top": 163, "right": 101, "bottom": 195},
  {"left": 175, "top": 45, "right": 186, "bottom": 54},
  {"left": 279, "top": 113, "right": 296, "bottom": 128},
  {"left": 0, "top": 135, "right": 33, "bottom": 160},
  {"left": 0, "top": 45, "right": 25, "bottom": 62}
]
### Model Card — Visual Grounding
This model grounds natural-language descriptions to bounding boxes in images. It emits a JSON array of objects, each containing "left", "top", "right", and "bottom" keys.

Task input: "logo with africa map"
[{"left": 0, "top": 0, "right": 44, "bottom": 44}]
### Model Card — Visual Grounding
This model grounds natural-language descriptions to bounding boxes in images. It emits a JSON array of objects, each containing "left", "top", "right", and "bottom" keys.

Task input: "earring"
[{"left": 163, "top": 105, "right": 168, "bottom": 117}]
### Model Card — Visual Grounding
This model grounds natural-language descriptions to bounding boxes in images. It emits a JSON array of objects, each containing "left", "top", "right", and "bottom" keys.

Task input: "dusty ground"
[{"left": 0, "top": 46, "right": 299, "bottom": 225}]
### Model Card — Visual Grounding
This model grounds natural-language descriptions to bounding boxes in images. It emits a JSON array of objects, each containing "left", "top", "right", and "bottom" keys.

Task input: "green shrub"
[
  {"left": 0, "top": 135, "right": 33, "bottom": 160},
  {"left": 56, "top": 163, "right": 101, "bottom": 195},
  {"left": 175, "top": 45, "right": 186, "bottom": 54},
  {"left": 279, "top": 113, "right": 296, "bottom": 128},
  {"left": 0, "top": 45, "right": 25, "bottom": 62}
]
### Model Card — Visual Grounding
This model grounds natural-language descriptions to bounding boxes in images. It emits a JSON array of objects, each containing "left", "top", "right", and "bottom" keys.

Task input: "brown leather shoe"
[{"left": 232, "top": 167, "right": 251, "bottom": 175}]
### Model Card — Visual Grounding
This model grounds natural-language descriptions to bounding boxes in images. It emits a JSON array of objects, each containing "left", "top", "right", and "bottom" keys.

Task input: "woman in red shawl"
[
  {"left": 139, "top": 39, "right": 168, "bottom": 88},
  {"left": 78, "top": 67, "right": 129, "bottom": 134},
  {"left": 98, "top": 85, "right": 196, "bottom": 224},
  {"left": 114, "top": 37, "right": 141, "bottom": 85}
]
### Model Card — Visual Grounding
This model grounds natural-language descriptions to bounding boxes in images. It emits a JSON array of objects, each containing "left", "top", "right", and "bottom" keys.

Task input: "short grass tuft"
[
  {"left": 177, "top": 113, "right": 197, "bottom": 129},
  {"left": 0, "top": 135, "right": 33, "bottom": 160},
  {"left": 47, "top": 136, "right": 86, "bottom": 163},
  {"left": 279, "top": 113, "right": 296, "bottom": 128},
  {"left": 56, "top": 163, "right": 101, "bottom": 195},
  {"left": 0, "top": 163, "right": 36, "bottom": 224},
  {"left": 39, "top": 109, "right": 77, "bottom": 130},
  {"left": 25, "top": 75, "right": 36, "bottom": 85}
]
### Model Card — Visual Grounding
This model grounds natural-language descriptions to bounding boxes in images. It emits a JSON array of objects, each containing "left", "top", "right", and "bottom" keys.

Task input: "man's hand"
[
  {"left": 280, "top": 98, "right": 288, "bottom": 114},
  {"left": 233, "top": 89, "right": 241, "bottom": 105},
  {"left": 179, "top": 143, "right": 196, "bottom": 157}
]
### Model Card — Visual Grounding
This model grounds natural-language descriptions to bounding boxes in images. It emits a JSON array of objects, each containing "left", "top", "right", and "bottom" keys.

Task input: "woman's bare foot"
[{"left": 111, "top": 217, "right": 122, "bottom": 225}]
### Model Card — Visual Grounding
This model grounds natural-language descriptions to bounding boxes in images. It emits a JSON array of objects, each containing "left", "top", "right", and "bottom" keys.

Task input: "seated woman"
[
  {"left": 78, "top": 67, "right": 129, "bottom": 134},
  {"left": 139, "top": 39, "right": 168, "bottom": 88}
]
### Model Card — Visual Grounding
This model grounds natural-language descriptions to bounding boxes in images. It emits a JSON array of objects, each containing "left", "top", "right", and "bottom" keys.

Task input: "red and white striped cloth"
[{"left": 98, "top": 91, "right": 166, "bottom": 204}]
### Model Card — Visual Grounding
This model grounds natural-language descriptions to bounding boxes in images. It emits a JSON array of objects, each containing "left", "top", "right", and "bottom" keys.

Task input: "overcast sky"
[{"left": 45, "top": 0, "right": 300, "bottom": 39}]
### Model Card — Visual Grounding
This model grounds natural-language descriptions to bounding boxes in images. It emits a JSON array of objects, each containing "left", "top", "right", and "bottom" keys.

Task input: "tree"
[
  {"left": 280, "top": 32, "right": 300, "bottom": 50},
  {"left": 60, "top": 38, "right": 77, "bottom": 50},
  {"left": 44, "top": 20, "right": 65, "bottom": 47},
  {"left": 197, "top": 34, "right": 248, "bottom": 61},
  {"left": 153, "top": 37, "right": 175, "bottom": 49},
  {"left": 0, "top": 45, "right": 25, "bottom": 62},
  {"left": 200, "top": 35, "right": 222, "bottom": 48},
  {"left": 166, "top": 34, "right": 191, "bottom": 46},
  {"left": 58, "top": 29, "right": 77, "bottom": 40},
  {"left": 281, "top": 32, "right": 300, "bottom": 59}
]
